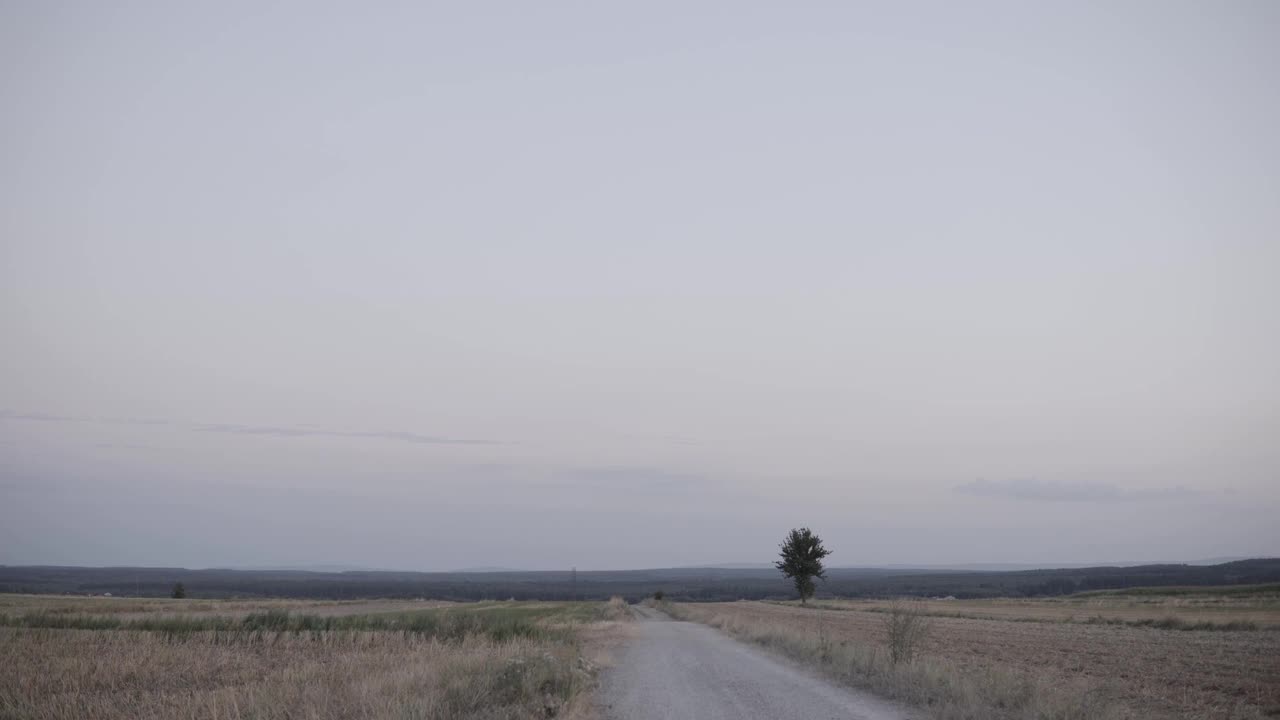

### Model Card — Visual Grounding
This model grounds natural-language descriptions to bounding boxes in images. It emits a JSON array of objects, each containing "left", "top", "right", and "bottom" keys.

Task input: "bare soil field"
[
  {"left": 808, "top": 586, "right": 1280, "bottom": 629},
  {"left": 0, "top": 594, "right": 634, "bottom": 720},
  {"left": 674, "top": 597, "right": 1280, "bottom": 719}
]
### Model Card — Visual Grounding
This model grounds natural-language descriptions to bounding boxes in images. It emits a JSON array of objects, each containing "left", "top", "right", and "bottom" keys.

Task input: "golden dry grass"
[
  {"left": 0, "top": 595, "right": 633, "bottom": 720},
  {"left": 0, "top": 594, "right": 452, "bottom": 620},
  {"left": 670, "top": 598, "right": 1280, "bottom": 720}
]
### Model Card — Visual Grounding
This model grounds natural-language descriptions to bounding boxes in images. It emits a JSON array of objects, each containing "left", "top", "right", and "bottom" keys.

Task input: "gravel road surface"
[{"left": 599, "top": 605, "right": 913, "bottom": 720}]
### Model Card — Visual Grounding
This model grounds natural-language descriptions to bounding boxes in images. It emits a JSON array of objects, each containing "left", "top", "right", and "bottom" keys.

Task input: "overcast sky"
[{"left": 3, "top": 1, "right": 1277, "bottom": 570}]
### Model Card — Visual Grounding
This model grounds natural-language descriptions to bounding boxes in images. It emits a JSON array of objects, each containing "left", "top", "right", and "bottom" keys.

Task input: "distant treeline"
[{"left": 1, "top": 559, "right": 1277, "bottom": 601}]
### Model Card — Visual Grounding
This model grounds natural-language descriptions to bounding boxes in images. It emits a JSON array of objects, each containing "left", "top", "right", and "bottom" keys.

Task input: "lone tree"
[
  {"left": 775, "top": 527, "right": 832, "bottom": 604},
  {"left": 170, "top": 582, "right": 186, "bottom": 599}
]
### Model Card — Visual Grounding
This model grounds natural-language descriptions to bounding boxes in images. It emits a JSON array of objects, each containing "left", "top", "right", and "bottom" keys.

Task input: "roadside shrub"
[
  {"left": 599, "top": 596, "right": 632, "bottom": 621},
  {"left": 885, "top": 601, "right": 932, "bottom": 666}
]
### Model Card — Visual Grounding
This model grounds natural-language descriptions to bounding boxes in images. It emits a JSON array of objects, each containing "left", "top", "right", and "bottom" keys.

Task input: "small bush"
[
  {"left": 599, "top": 596, "right": 633, "bottom": 621},
  {"left": 885, "top": 601, "right": 932, "bottom": 666}
]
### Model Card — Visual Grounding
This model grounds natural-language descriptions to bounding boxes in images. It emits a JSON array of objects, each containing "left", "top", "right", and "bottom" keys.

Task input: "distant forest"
[{"left": 2, "top": 559, "right": 1278, "bottom": 601}]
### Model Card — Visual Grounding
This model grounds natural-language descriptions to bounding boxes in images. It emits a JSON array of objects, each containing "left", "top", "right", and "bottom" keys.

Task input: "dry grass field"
[
  {"left": 0, "top": 594, "right": 634, "bottom": 720},
  {"left": 0, "top": 594, "right": 455, "bottom": 619},
  {"left": 669, "top": 589, "right": 1280, "bottom": 720},
  {"left": 809, "top": 584, "right": 1280, "bottom": 630}
]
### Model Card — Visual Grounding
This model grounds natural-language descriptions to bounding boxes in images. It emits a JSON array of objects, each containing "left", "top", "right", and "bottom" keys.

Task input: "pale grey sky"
[{"left": 2, "top": 1, "right": 1277, "bottom": 570}]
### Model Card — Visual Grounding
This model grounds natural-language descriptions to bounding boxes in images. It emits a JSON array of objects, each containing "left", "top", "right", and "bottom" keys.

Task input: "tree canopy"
[{"left": 774, "top": 527, "right": 832, "bottom": 603}]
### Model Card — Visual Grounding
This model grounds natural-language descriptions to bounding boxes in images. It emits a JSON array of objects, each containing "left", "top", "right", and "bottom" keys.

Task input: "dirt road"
[{"left": 599, "top": 605, "right": 912, "bottom": 720}]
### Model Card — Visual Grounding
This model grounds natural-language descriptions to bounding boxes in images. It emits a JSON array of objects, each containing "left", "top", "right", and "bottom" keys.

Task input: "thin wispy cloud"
[
  {"left": 0, "top": 411, "right": 75, "bottom": 422},
  {"left": 955, "top": 478, "right": 1199, "bottom": 503},
  {"left": 621, "top": 433, "right": 700, "bottom": 447},
  {"left": 562, "top": 466, "right": 708, "bottom": 489},
  {"left": 1, "top": 410, "right": 501, "bottom": 447},
  {"left": 192, "top": 423, "right": 501, "bottom": 446},
  {"left": 514, "top": 467, "right": 716, "bottom": 503},
  {"left": 1, "top": 410, "right": 183, "bottom": 426}
]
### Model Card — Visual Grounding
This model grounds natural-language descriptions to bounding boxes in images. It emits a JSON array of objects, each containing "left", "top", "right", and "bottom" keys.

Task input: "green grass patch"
[
  {"left": 1070, "top": 583, "right": 1280, "bottom": 598},
  {"left": 0, "top": 601, "right": 608, "bottom": 642}
]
